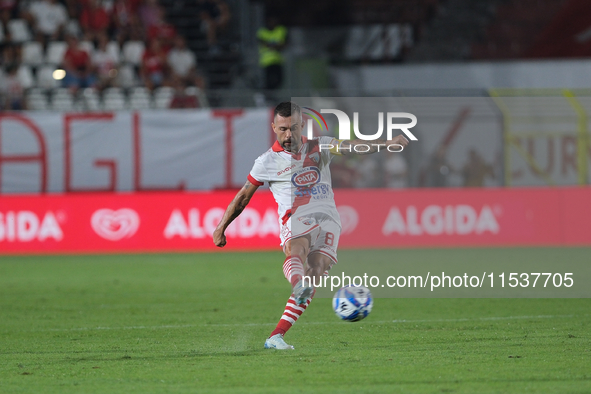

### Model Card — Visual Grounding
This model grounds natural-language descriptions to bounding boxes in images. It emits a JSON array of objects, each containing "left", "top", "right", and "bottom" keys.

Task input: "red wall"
[{"left": 0, "top": 187, "right": 590, "bottom": 254}]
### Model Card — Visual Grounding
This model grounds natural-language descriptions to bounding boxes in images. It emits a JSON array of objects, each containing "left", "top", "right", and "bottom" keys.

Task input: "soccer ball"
[{"left": 332, "top": 285, "right": 373, "bottom": 322}]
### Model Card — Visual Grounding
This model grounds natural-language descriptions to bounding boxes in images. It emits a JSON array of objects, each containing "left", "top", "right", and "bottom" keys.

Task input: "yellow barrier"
[{"left": 489, "top": 89, "right": 590, "bottom": 186}]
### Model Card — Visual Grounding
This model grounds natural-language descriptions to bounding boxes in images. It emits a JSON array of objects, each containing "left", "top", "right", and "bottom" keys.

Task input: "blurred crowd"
[
  {"left": 332, "top": 148, "right": 497, "bottom": 189},
  {"left": 332, "top": 154, "right": 410, "bottom": 189},
  {"left": 0, "top": 0, "right": 230, "bottom": 110}
]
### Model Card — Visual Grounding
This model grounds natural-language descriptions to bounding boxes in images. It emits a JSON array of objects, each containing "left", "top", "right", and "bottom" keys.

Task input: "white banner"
[{"left": 0, "top": 109, "right": 273, "bottom": 193}]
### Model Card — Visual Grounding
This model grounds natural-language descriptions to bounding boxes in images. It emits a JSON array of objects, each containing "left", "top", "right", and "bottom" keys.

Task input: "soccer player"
[{"left": 213, "top": 101, "right": 409, "bottom": 349}]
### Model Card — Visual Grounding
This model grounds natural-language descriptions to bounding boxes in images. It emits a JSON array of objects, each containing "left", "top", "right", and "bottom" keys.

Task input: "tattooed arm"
[
  {"left": 213, "top": 180, "right": 260, "bottom": 247},
  {"left": 340, "top": 134, "right": 410, "bottom": 155}
]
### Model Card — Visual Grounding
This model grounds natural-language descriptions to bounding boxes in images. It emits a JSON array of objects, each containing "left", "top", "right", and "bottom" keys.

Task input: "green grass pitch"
[{"left": 1, "top": 247, "right": 590, "bottom": 393}]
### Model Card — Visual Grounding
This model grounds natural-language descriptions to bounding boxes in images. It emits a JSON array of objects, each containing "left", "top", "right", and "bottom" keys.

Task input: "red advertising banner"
[{"left": 0, "top": 187, "right": 590, "bottom": 254}]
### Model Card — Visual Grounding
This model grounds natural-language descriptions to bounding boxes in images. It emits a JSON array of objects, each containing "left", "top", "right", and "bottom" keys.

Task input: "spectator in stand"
[
  {"left": 113, "top": 0, "right": 144, "bottom": 45},
  {"left": 25, "top": 0, "right": 68, "bottom": 43},
  {"left": 461, "top": 148, "right": 496, "bottom": 187},
  {"left": 147, "top": 6, "right": 177, "bottom": 50},
  {"left": 139, "top": 0, "right": 160, "bottom": 32},
  {"left": 0, "top": 64, "right": 26, "bottom": 110},
  {"left": 141, "top": 38, "right": 168, "bottom": 90},
  {"left": 0, "top": 0, "right": 15, "bottom": 13},
  {"left": 169, "top": 77, "right": 198, "bottom": 109},
  {"left": 257, "top": 16, "right": 287, "bottom": 90},
  {"left": 62, "top": 35, "right": 96, "bottom": 90},
  {"left": 117, "top": 0, "right": 143, "bottom": 14},
  {"left": 354, "top": 156, "right": 382, "bottom": 188},
  {"left": 330, "top": 155, "right": 357, "bottom": 188},
  {"left": 1, "top": 41, "right": 21, "bottom": 65},
  {"left": 63, "top": 0, "right": 81, "bottom": 22},
  {"left": 197, "top": 0, "right": 230, "bottom": 55},
  {"left": 112, "top": 0, "right": 132, "bottom": 36},
  {"left": 423, "top": 146, "right": 453, "bottom": 187},
  {"left": 92, "top": 32, "right": 118, "bottom": 90},
  {"left": 384, "top": 154, "right": 408, "bottom": 188},
  {"left": 0, "top": 0, "right": 18, "bottom": 28},
  {"left": 167, "top": 35, "right": 205, "bottom": 90},
  {"left": 80, "top": 0, "right": 111, "bottom": 41}
]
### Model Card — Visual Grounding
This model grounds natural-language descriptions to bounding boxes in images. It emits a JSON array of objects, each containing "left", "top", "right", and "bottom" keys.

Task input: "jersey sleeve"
[
  {"left": 247, "top": 157, "right": 268, "bottom": 186},
  {"left": 318, "top": 136, "right": 342, "bottom": 163}
]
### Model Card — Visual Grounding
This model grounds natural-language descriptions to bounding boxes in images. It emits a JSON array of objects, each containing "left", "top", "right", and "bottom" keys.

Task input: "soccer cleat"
[
  {"left": 292, "top": 279, "right": 314, "bottom": 305},
  {"left": 264, "top": 334, "right": 294, "bottom": 350}
]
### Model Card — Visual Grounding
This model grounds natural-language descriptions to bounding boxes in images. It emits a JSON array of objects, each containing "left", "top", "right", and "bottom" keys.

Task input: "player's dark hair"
[{"left": 274, "top": 101, "right": 301, "bottom": 119}]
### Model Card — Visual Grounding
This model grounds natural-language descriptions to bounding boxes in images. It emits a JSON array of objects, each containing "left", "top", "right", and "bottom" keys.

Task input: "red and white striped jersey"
[{"left": 247, "top": 136, "right": 342, "bottom": 228}]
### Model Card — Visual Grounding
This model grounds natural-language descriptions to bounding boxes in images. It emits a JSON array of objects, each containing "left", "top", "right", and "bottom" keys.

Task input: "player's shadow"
[{"left": 47, "top": 348, "right": 281, "bottom": 363}]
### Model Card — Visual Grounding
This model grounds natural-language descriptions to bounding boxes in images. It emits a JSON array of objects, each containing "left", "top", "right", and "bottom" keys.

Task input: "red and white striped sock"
[
  {"left": 282, "top": 256, "right": 305, "bottom": 287},
  {"left": 269, "top": 293, "right": 314, "bottom": 337},
  {"left": 269, "top": 257, "right": 309, "bottom": 337}
]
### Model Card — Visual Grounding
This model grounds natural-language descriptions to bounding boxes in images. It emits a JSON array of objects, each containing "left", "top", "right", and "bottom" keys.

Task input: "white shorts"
[{"left": 280, "top": 213, "right": 341, "bottom": 265}]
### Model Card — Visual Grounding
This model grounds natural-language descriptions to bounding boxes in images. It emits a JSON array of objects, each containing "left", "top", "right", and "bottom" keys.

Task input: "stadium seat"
[
  {"left": 7, "top": 19, "right": 32, "bottom": 43},
  {"left": 129, "top": 87, "right": 152, "bottom": 109},
  {"left": 36, "top": 65, "right": 59, "bottom": 89},
  {"left": 79, "top": 41, "right": 95, "bottom": 55},
  {"left": 185, "top": 86, "right": 209, "bottom": 108},
  {"left": 65, "top": 19, "right": 81, "bottom": 37},
  {"left": 153, "top": 86, "right": 175, "bottom": 109},
  {"left": 51, "top": 88, "right": 75, "bottom": 111},
  {"left": 103, "top": 87, "right": 127, "bottom": 110},
  {"left": 28, "top": 87, "right": 46, "bottom": 96},
  {"left": 107, "top": 41, "right": 121, "bottom": 64},
  {"left": 22, "top": 41, "right": 44, "bottom": 66},
  {"left": 122, "top": 41, "right": 145, "bottom": 65},
  {"left": 26, "top": 90, "right": 49, "bottom": 111},
  {"left": 366, "top": 25, "right": 386, "bottom": 59},
  {"left": 80, "top": 88, "right": 102, "bottom": 111},
  {"left": 345, "top": 25, "right": 367, "bottom": 59},
  {"left": 386, "top": 24, "right": 402, "bottom": 58},
  {"left": 345, "top": 24, "right": 400, "bottom": 60},
  {"left": 46, "top": 41, "right": 68, "bottom": 65},
  {"left": 116, "top": 64, "right": 137, "bottom": 88},
  {"left": 17, "top": 65, "right": 35, "bottom": 89}
]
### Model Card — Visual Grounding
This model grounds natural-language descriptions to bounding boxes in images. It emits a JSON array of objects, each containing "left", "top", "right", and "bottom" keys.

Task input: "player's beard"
[{"left": 282, "top": 138, "right": 298, "bottom": 152}]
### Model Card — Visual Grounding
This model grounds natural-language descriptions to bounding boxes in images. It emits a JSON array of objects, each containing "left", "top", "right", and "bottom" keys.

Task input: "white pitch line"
[{"left": 22, "top": 314, "right": 582, "bottom": 333}]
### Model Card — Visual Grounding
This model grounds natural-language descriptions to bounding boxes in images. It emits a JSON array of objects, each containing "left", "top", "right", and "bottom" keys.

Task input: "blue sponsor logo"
[
  {"left": 291, "top": 166, "right": 321, "bottom": 187},
  {"left": 294, "top": 184, "right": 330, "bottom": 198}
]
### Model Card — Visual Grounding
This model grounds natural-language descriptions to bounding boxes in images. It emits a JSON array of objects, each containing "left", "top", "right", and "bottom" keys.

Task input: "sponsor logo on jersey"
[
  {"left": 277, "top": 164, "right": 296, "bottom": 176},
  {"left": 291, "top": 166, "right": 321, "bottom": 188},
  {"left": 308, "top": 152, "right": 320, "bottom": 164},
  {"left": 91, "top": 208, "right": 140, "bottom": 241},
  {"left": 298, "top": 217, "right": 314, "bottom": 226},
  {"left": 281, "top": 225, "right": 291, "bottom": 240}
]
